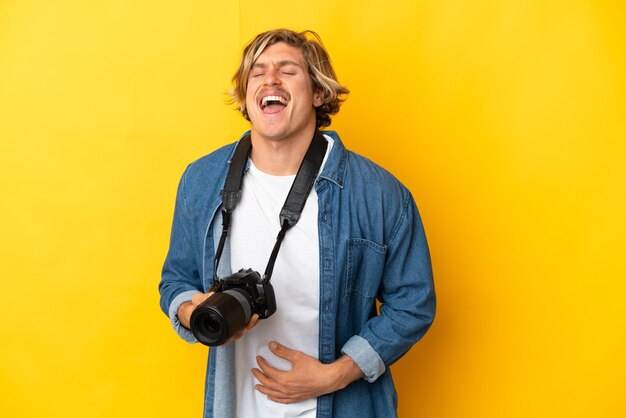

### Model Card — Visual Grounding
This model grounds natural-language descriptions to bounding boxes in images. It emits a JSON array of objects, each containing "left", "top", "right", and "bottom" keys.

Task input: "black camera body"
[{"left": 189, "top": 269, "right": 276, "bottom": 346}]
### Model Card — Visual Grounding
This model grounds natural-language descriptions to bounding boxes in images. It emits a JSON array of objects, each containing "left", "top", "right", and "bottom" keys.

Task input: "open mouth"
[{"left": 259, "top": 94, "right": 289, "bottom": 113}]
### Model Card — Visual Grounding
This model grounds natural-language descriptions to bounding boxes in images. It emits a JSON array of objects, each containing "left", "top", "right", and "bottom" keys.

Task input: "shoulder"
[
  {"left": 176, "top": 141, "right": 238, "bottom": 210},
  {"left": 322, "top": 130, "right": 409, "bottom": 200},
  {"left": 324, "top": 138, "right": 418, "bottom": 244},
  {"left": 184, "top": 142, "right": 237, "bottom": 180},
  {"left": 344, "top": 149, "right": 410, "bottom": 203}
]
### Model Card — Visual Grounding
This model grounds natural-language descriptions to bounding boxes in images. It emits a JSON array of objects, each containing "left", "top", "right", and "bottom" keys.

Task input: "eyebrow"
[{"left": 251, "top": 60, "right": 302, "bottom": 70}]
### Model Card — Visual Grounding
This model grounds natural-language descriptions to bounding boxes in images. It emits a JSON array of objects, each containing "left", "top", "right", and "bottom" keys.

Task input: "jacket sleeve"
[
  {"left": 158, "top": 167, "right": 202, "bottom": 343},
  {"left": 342, "top": 190, "right": 436, "bottom": 381}
]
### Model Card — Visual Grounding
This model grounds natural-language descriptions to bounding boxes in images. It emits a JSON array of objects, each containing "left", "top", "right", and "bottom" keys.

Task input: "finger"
[
  {"left": 251, "top": 368, "right": 280, "bottom": 391},
  {"left": 246, "top": 314, "right": 260, "bottom": 330},
  {"left": 191, "top": 292, "right": 213, "bottom": 307},
  {"left": 263, "top": 391, "right": 299, "bottom": 404},
  {"left": 267, "top": 396, "right": 296, "bottom": 404},
  {"left": 256, "top": 355, "right": 286, "bottom": 381},
  {"left": 227, "top": 333, "right": 244, "bottom": 343},
  {"left": 228, "top": 314, "right": 261, "bottom": 342},
  {"left": 229, "top": 327, "right": 249, "bottom": 341},
  {"left": 255, "top": 384, "right": 294, "bottom": 402},
  {"left": 268, "top": 341, "right": 298, "bottom": 361}
]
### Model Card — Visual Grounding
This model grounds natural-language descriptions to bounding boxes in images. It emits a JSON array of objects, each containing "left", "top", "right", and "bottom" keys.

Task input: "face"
[{"left": 245, "top": 42, "right": 323, "bottom": 144}]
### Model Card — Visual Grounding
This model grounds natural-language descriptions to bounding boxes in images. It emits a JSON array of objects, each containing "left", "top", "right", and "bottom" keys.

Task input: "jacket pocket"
[{"left": 346, "top": 238, "right": 387, "bottom": 299}]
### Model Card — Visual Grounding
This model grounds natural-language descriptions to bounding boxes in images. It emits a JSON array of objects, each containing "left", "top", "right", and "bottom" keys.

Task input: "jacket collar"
[
  {"left": 318, "top": 130, "right": 347, "bottom": 189},
  {"left": 227, "top": 129, "right": 347, "bottom": 189}
]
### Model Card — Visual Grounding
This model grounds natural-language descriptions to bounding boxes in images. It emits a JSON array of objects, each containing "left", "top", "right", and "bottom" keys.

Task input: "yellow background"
[{"left": 1, "top": 1, "right": 625, "bottom": 417}]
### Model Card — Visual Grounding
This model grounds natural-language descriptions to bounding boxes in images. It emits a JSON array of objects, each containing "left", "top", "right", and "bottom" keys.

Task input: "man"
[{"left": 159, "top": 29, "right": 435, "bottom": 418}]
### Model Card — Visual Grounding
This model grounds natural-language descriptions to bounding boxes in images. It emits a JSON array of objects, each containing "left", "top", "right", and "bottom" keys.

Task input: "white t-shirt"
[{"left": 230, "top": 137, "right": 332, "bottom": 418}]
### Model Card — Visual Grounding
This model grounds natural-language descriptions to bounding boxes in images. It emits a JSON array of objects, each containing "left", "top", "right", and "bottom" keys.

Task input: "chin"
[
  {"left": 261, "top": 132, "right": 291, "bottom": 142},
  {"left": 252, "top": 122, "right": 290, "bottom": 139}
]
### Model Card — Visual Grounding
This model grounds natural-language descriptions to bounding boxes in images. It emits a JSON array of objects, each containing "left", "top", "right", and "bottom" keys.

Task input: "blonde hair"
[{"left": 229, "top": 29, "right": 349, "bottom": 128}]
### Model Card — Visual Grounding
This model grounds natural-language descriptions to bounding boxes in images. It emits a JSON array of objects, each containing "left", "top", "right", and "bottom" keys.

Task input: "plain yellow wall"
[{"left": 1, "top": 1, "right": 624, "bottom": 417}]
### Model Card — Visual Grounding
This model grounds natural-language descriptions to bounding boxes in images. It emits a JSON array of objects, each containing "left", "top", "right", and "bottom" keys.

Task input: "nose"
[{"left": 262, "top": 68, "right": 281, "bottom": 86}]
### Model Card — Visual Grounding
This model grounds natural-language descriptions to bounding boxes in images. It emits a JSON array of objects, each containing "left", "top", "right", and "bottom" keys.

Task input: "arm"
[
  {"left": 158, "top": 167, "right": 204, "bottom": 343},
  {"left": 341, "top": 190, "right": 436, "bottom": 381},
  {"left": 159, "top": 167, "right": 260, "bottom": 343},
  {"left": 177, "top": 294, "right": 260, "bottom": 341},
  {"left": 253, "top": 191, "right": 435, "bottom": 399},
  {"left": 253, "top": 342, "right": 363, "bottom": 403}
]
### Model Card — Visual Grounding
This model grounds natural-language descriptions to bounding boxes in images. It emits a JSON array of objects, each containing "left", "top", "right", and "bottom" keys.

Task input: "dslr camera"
[{"left": 189, "top": 269, "right": 276, "bottom": 346}]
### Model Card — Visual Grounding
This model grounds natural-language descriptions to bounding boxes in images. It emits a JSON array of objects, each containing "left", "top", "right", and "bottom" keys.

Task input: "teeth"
[{"left": 261, "top": 95, "right": 288, "bottom": 107}]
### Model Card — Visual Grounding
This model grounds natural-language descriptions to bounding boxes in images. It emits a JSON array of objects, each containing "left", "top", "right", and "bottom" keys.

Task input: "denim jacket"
[{"left": 159, "top": 131, "right": 436, "bottom": 418}]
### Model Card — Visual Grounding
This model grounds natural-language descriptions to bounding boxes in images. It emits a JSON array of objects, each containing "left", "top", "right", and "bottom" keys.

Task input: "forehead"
[{"left": 253, "top": 42, "right": 306, "bottom": 66}]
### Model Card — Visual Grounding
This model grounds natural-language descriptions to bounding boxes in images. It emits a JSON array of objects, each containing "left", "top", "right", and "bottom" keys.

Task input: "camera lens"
[
  {"left": 195, "top": 311, "right": 222, "bottom": 340},
  {"left": 190, "top": 289, "right": 253, "bottom": 346},
  {"left": 204, "top": 316, "right": 221, "bottom": 334}
]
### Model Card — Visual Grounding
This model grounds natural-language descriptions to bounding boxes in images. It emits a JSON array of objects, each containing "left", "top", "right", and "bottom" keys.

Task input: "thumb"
[{"left": 191, "top": 292, "right": 212, "bottom": 307}]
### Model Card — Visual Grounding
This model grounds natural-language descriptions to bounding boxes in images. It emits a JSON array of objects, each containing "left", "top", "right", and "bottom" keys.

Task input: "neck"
[{"left": 249, "top": 129, "right": 317, "bottom": 176}]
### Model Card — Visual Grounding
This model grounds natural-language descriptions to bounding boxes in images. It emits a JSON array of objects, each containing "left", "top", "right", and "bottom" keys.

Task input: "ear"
[{"left": 313, "top": 90, "right": 324, "bottom": 107}]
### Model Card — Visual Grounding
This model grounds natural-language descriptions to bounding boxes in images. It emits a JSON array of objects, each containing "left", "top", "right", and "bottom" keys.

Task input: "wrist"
[
  {"left": 177, "top": 301, "right": 193, "bottom": 329},
  {"left": 329, "top": 355, "right": 363, "bottom": 391}
]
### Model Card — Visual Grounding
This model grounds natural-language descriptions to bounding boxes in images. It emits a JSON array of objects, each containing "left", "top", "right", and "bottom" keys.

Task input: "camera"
[{"left": 189, "top": 268, "right": 277, "bottom": 346}]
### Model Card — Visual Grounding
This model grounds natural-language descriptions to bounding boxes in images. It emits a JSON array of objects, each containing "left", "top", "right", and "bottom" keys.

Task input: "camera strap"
[{"left": 213, "top": 130, "right": 328, "bottom": 283}]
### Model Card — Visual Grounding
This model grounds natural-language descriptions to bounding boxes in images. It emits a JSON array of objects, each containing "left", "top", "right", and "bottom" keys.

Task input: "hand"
[
  {"left": 228, "top": 313, "right": 260, "bottom": 342},
  {"left": 177, "top": 293, "right": 259, "bottom": 341},
  {"left": 177, "top": 292, "right": 213, "bottom": 329},
  {"left": 252, "top": 341, "right": 363, "bottom": 404}
]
